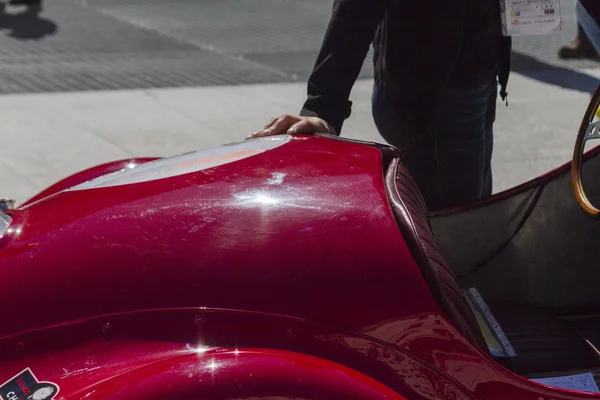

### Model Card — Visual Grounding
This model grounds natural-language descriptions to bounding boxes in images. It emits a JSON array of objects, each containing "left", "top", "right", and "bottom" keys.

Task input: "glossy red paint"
[
  {"left": 75, "top": 349, "right": 409, "bottom": 400},
  {"left": 0, "top": 308, "right": 474, "bottom": 399},
  {"left": 0, "top": 135, "right": 598, "bottom": 399},
  {"left": 0, "top": 319, "right": 409, "bottom": 399}
]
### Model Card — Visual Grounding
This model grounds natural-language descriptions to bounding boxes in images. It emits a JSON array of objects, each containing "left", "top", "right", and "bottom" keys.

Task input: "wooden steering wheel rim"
[{"left": 572, "top": 82, "right": 600, "bottom": 219}]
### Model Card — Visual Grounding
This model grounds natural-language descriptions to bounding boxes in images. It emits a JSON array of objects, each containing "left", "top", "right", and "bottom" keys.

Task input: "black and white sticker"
[{"left": 0, "top": 369, "right": 59, "bottom": 400}]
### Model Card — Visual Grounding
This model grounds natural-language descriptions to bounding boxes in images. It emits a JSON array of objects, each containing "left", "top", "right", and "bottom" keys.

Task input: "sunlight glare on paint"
[
  {"left": 234, "top": 191, "right": 280, "bottom": 206},
  {"left": 186, "top": 343, "right": 210, "bottom": 354},
  {"left": 255, "top": 193, "right": 278, "bottom": 205},
  {"left": 207, "top": 359, "right": 219, "bottom": 371}
]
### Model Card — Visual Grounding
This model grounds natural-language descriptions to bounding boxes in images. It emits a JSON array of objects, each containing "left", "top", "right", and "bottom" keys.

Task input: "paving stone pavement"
[
  {"left": 0, "top": 0, "right": 372, "bottom": 93},
  {"left": 0, "top": 0, "right": 596, "bottom": 93}
]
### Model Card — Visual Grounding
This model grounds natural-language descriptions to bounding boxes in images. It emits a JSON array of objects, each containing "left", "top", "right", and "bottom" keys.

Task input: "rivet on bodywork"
[{"left": 285, "top": 328, "right": 295, "bottom": 339}]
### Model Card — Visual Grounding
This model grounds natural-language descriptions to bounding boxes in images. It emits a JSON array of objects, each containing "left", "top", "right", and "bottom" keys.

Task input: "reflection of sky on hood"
[
  {"left": 232, "top": 170, "right": 383, "bottom": 214},
  {"left": 0, "top": 212, "right": 12, "bottom": 238},
  {"left": 218, "top": 170, "right": 390, "bottom": 251},
  {"left": 68, "top": 136, "right": 291, "bottom": 191}
]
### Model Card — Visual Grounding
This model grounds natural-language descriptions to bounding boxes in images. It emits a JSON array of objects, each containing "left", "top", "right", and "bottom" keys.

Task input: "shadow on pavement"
[
  {"left": 0, "top": 2, "right": 57, "bottom": 40},
  {"left": 512, "top": 51, "right": 600, "bottom": 94}
]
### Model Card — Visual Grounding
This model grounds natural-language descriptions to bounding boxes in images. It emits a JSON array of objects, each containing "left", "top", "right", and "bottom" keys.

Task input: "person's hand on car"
[{"left": 247, "top": 114, "right": 336, "bottom": 139}]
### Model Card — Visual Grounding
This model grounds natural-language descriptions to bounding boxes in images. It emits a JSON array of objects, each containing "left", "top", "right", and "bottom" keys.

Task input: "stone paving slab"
[{"left": 0, "top": 0, "right": 594, "bottom": 94}]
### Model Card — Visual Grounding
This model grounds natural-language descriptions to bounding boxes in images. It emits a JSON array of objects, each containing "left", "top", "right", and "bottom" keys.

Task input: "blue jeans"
[
  {"left": 372, "top": 81, "right": 496, "bottom": 211},
  {"left": 577, "top": 0, "right": 600, "bottom": 53}
]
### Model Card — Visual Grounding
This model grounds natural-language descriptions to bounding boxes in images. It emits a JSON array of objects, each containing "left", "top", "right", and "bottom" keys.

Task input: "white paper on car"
[
  {"left": 531, "top": 372, "right": 600, "bottom": 393},
  {"left": 463, "top": 287, "right": 516, "bottom": 357}
]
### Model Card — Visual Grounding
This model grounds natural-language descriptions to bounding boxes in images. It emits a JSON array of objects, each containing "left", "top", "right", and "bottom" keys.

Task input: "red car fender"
[
  {"left": 67, "top": 348, "right": 408, "bottom": 400},
  {"left": 19, "top": 158, "right": 159, "bottom": 208}
]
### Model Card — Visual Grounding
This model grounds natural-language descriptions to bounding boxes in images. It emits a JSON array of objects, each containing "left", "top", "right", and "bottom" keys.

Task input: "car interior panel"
[{"left": 388, "top": 142, "right": 600, "bottom": 384}]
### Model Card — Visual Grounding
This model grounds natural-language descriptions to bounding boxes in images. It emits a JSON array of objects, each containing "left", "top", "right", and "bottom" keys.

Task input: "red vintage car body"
[{"left": 0, "top": 134, "right": 599, "bottom": 399}]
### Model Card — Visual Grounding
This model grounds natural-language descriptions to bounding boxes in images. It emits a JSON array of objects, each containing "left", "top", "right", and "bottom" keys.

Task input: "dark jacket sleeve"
[
  {"left": 299, "top": 0, "right": 386, "bottom": 135},
  {"left": 580, "top": 0, "right": 600, "bottom": 25}
]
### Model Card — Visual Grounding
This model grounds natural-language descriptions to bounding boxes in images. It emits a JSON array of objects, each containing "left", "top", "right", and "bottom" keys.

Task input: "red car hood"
[{"left": 0, "top": 135, "right": 438, "bottom": 338}]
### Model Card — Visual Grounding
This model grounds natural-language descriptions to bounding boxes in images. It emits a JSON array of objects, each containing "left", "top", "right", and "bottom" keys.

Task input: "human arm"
[
  {"left": 248, "top": 0, "right": 386, "bottom": 139},
  {"left": 299, "top": 0, "right": 386, "bottom": 135}
]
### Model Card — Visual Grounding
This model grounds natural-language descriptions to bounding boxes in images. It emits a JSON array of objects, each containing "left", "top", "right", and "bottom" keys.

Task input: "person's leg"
[
  {"left": 428, "top": 82, "right": 496, "bottom": 210},
  {"left": 558, "top": 24, "right": 598, "bottom": 59},
  {"left": 558, "top": 0, "right": 598, "bottom": 59},
  {"left": 371, "top": 83, "right": 438, "bottom": 209},
  {"left": 577, "top": 0, "right": 600, "bottom": 53},
  {"left": 372, "top": 80, "right": 495, "bottom": 211}
]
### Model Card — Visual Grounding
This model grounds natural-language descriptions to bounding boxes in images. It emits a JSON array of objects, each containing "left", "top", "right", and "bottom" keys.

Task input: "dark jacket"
[
  {"left": 299, "top": 0, "right": 511, "bottom": 135},
  {"left": 581, "top": 0, "right": 600, "bottom": 25}
]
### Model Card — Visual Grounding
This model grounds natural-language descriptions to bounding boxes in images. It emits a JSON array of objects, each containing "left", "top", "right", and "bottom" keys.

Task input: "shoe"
[{"left": 558, "top": 37, "right": 598, "bottom": 60}]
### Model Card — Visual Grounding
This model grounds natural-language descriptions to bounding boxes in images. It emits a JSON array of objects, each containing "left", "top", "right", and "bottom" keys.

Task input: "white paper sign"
[
  {"left": 501, "top": 0, "right": 561, "bottom": 36},
  {"left": 531, "top": 373, "right": 600, "bottom": 393}
]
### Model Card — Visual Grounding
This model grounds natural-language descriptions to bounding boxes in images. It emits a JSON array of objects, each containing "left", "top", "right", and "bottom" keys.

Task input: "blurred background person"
[
  {"left": 558, "top": 23, "right": 598, "bottom": 60},
  {"left": 577, "top": 0, "right": 600, "bottom": 53},
  {"left": 571, "top": 0, "right": 600, "bottom": 117}
]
